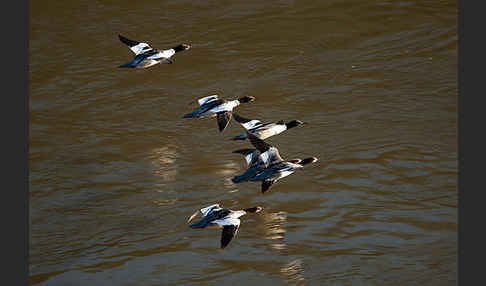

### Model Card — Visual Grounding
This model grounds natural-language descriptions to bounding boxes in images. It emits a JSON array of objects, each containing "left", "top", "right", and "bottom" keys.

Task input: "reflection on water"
[
  {"left": 281, "top": 259, "right": 306, "bottom": 286},
  {"left": 148, "top": 145, "right": 178, "bottom": 182},
  {"left": 218, "top": 161, "right": 242, "bottom": 191},
  {"left": 262, "top": 211, "right": 288, "bottom": 251},
  {"left": 30, "top": 0, "right": 457, "bottom": 284}
]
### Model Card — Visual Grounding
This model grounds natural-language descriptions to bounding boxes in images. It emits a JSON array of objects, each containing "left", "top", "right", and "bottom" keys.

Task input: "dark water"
[{"left": 29, "top": 0, "right": 457, "bottom": 285}]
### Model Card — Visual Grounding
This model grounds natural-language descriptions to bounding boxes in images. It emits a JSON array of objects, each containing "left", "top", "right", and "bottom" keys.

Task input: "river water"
[{"left": 29, "top": 0, "right": 457, "bottom": 285}]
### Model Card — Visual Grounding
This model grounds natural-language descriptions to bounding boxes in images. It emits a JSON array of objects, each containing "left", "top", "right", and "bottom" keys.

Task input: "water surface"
[{"left": 30, "top": 1, "right": 457, "bottom": 285}]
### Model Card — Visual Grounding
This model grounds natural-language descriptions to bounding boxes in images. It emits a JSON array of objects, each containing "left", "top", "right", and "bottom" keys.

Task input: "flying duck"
[
  {"left": 183, "top": 95, "right": 255, "bottom": 132},
  {"left": 231, "top": 113, "right": 306, "bottom": 140},
  {"left": 236, "top": 132, "right": 318, "bottom": 193},
  {"left": 118, "top": 34, "right": 191, "bottom": 68},
  {"left": 188, "top": 204, "right": 263, "bottom": 249}
]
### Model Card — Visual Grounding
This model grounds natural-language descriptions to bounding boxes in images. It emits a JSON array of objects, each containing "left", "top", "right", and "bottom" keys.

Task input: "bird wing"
[
  {"left": 233, "top": 114, "right": 262, "bottom": 130},
  {"left": 200, "top": 204, "right": 221, "bottom": 216},
  {"left": 221, "top": 224, "right": 239, "bottom": 249},
  {"left": 198, "top": 95, "right": 219, "bottom": 106},
  {"left": 189, "top": 208, "right": 230, "bottom": 229},
  {"left": 184, "top": 98, "right": 225, "bottom": 118},
  {"left": 247, "top": 132, "right": 284, "bottom": 165},
  {"left": 217, "top": 111, "right": 233, "bottom": 132},
  {"left": 187, "top": 210, "right": 200, "bottom": 223},
  {"left": 262, "top": 180, "right": 275, "bottom": 193},
  {"left": 187, "top": 204, "right": 221, "bottom": 223},
  {"left": 118, "top": 50, "right": 161, "bottom": 68},
  {"left": 118, "top": 34, "right": 153, "bottom": 55}
]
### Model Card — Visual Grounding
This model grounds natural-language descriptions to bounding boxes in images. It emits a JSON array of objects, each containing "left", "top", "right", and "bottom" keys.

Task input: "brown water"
[{"left": 29, "top": 0, "right": 457, "bottom": 285}]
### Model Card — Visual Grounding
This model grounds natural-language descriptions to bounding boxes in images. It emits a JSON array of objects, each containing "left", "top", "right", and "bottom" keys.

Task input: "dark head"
[
  {"left": 300, "top": 157, "right": 319, "bottom": 166},
  {"left": 243, "top": 206, "right": 263, "bottom": 213},
  {"left": 237, "top": 96, "right": 255, "bottom": 103},
  {"left": 286, "top": 120, "right": 306, "bottom": 129},
  {"left": 173, "top": 43, "right": 192, "bottom": 52}
]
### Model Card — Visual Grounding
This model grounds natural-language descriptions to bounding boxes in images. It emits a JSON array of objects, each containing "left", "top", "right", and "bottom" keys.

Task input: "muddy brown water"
[{"left": 29, "top": 0, "right": 457, "bottom": 285}]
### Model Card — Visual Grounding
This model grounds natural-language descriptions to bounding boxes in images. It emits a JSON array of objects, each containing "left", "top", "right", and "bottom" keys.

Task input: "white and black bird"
[
  {"left": 118, "top": 34, "right": 191, "bottom": 68},
  {"left": 188, "top": 204, "right": 263, "bottom": 249},
  {"left": 232, "top": 132, "right": 318, "bottom": 193},
  {"left": 231, "top": 114, "right": 306, "bottom": 140},
  {"left": 183, "top": 95, "right": 255, "bottom": 132}
]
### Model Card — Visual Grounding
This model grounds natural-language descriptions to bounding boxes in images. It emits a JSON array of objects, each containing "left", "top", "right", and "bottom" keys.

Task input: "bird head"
[
  {"left": 243, "top": 206, "right": 263, "bottom": 213},
  {"left": 286, "top": 120, "right": 307, "bottom": 129},
  {"left": 238, "top": 96, "right": 256, "bottom": 103}
]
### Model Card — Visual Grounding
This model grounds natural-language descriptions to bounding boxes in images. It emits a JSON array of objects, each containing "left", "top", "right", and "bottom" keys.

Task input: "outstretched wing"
[
  {"left": 189, "top": 208, "right": 231, "bottom": 229},
  {"left": 233, "top": 114, "right": 262, "bottom": 130},
  {"left": 119, "top": 34, "right": 153, "bottom": 55},
  {"left": 198, "top": 95, "right": 219, "bottom": 106},
  {"left": 217, "top": 111, "right": 233, "bottom": 132},
  {"left": 183, "top": 98, "right": 224, "bottom": 118},
  {"left": 187, "top": 204, "right": 221, "bottom": 223},
  {"left": 221, "top": 224, "right": 239, "bottom": 249},
  {"left": 262, "top": 180, "right": 275, "bottom": 193},
  {"left": 200, "top": 204, "right": 221, "bottom": 216},
  {"left": 247, "top": 132, "right": 283, "bottom": 165}
]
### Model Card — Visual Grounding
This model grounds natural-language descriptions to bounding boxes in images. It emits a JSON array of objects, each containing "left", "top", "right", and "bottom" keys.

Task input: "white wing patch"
[
  {"left": 200, "top": 204, "right": 221, "bottom": 217},
  {"left": 244, "top": 153, "right": 254, "bottom": 166},
  {"left": 198, "top": 95, "right": 219, "bottom": 106},
  {"left": 241, "top": 120, "right": 262, "bottom": 130},
  {"left": 129, "top": 42, "right": 152, "bottom": 55},
  {"left": 260, "top": 151, "right": 270, "bottom": 165},
  {"left": 260, "top": 147, "right": 281, "bottom": 165}
]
